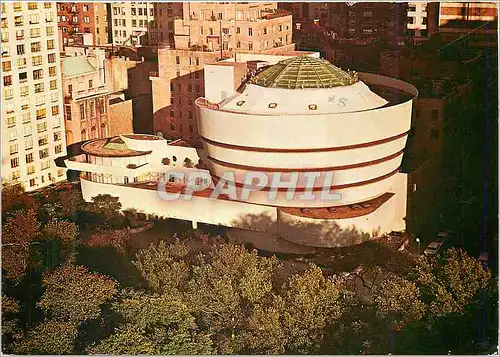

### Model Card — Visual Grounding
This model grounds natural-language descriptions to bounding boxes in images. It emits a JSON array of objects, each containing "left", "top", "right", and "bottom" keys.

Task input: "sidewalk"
[{"left": 226, "top": 228, "right": 318, "bottom": 255}]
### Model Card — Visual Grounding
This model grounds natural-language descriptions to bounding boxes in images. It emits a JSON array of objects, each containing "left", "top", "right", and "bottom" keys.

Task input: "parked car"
[
  {"left": 436, "top": 230, "right": 452, "bottom": 242},
  {"left": 424, "top": 241, "right": 444, "bottom": 256},
  {"left": 478, "top": 252, "right": 489, "bottom": 267}
]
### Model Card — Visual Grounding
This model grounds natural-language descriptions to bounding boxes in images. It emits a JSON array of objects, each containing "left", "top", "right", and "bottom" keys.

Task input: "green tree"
[
  {"left": 186, "top": 244, "right": 281, "bottom": 354},
  {"left": 281, "top": 266, "right": 345, "bottom": 354},
  {"left": 54, "top": 189, "right": 85, "bottom": 220},
  {"left": 44, "top": 219, "right": 79, "bottom": 244},
  {"left": 133, "top": 239, "right": 191, "bottom": 293},
  {"left": 373, "top": 272, "right": 426, "bottom": 331},
  {"left": 85, "top": 194, "right": 122, "bottom": 220},
  {"left": 412, "top": 248, "right": 490, "bottom": 317},
  {"left": 84, "top": 229, "right": 131, "bottom": 255},
  {"left": 1, "top": 183, "right": 40, "bottom": 216},
  {"left": 2, "top": 209, "right": 41, "bottom": 280},
  {"left": 87, "top": 290, "right": 213, "bottom": 355},
  {"left": 2, "top": 294, "right": 21, "bottom": 352},
  {"left": 38, "top": 264, "right": 117, "bottom": 324},
  {"left": 12, "top": 319, "right": 78, "bottom": 355}
]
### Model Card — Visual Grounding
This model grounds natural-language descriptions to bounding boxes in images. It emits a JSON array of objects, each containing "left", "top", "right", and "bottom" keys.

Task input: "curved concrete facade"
[
  {"left": 196, "top": 73, "right": 417, "bottom": 208},
  {"left": 68, "top": 57, "right": 417, "bottom": 248}
]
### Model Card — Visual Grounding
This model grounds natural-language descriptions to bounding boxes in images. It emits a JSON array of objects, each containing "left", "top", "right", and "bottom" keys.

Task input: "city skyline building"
[
  {"left": 57, "top": 2, "right": 108, "bottom": 47},
  {"left": 151, "top": 2, "right": 294, "bottom": 143},
  {"left": 1, "top": 1, "right": 68, "bottom": 191},
  {"left": 61, "top": 47, "right": 111, "bottom": 146}
]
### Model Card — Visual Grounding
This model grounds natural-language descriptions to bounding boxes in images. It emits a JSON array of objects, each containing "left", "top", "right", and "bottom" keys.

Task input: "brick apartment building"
[
  {"left": 281, "top": 2, "right": 408, "bottom": 45},
  {"left": 151, "top": 2, "right": 294, "bottom": 143},
  {"left": 57, "top": 2, "right": 108, "bottom": 46}
]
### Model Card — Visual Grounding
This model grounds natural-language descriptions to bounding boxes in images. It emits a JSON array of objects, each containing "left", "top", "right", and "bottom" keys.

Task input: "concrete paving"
[{"left": 225, "top": 228, "right": 318, "bottom": 255}]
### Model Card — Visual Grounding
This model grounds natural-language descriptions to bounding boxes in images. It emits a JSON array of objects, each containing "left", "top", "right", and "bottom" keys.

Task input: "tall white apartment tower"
[{"left": 1, "top": 1, "right": 68, "bottom": 191}]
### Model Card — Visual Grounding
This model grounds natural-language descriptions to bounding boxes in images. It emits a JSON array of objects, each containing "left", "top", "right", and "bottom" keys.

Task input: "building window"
[
  {"left": 11, "top": 157, "right": 20, "bottom": 168},
  {"left": 268, "top": 103, "right": 278, "bottom": 109},
  {"left": 65, "top": 105, "right": 72, "bottom": 120},
  {"left": 49, "top": 66, "right": 56, "bottom": 77},
  {"left": 2, "top": 61, "right": 11, "bottom": 72},
  {"left": 48, "top": 53, "right": 56, "bottom": 63},
  {"left": 29, "top": 178, "right": 36, "bottom": 187},
  {"left": 27, "top": 165, "right": 35, "bottom": 175},
  {"left": 17, "top": 44, "right": 25, "bottom": 55},
  {"left": 41, "top": 160, "right": 51, "bottom": 170},
  {"left": 236, "top": 100, "right": 245, "bottom": 106},
  {"left": 34, "top": 83, "right": 44, "bottom": 93},
  {"left": 308, "top": 104, "right": 318, "bottom": 110},
  {"left": 90, "top": 101, "right": 95, "bottom": 117},
  {"left": 54, "top": 131, "right": 62, "bottom": 141},
  {"left": 99, "top": 98, "right": 106, "bottom": 113},
  {"left": 248, "top": 42, "right": 253, "bottom": 50},
  {"left": 55, "top": 144, "right": 62, "bottom": 154},
  {"left": 31, "top": 42, "right": 41, "bottom": 52},
  {"left": 10, "top": 143, "right": 19, "bottom": 155},
  {"left": 431, "top": 109, "right": 439, "bottom": 121},
  {"left": 176, "top": 56, "right": 180, "bottom": 65},
  {"left": 52, "top": 105, "right": 59, "bottom": 116},
  {"left": 248, "top": 27, "right": 253, "bottom": 36},
  {"left": 26, "top": 152, "right": 34, "bottom": 163},
  {"left": 3, "top": 75, "right": 12, "bottom": 86},
  {"left": 30, "top": 28, "right": 40, "bottom": 38},
  {"left": 7, "top": 116, "right": 15, "bottom": 127},
  {"left": 47, "top": 39, "right": 54, "bottom": 50},
  {"left": 12, "top": 170, "right": 21, "bottom": 180},
  {"left": 33, "top": 69, "right": 43, "bottom": 80},
  {"left": 49, "top": 79, "right": 57, "bottom": 90},
  {"left": 80, "top": 103, "right": 86, "bottom": 119},
  {"left": 25, "top": 137, "right": 33, "bottom": 149},
  {"left": 38, "top": 135, "right": 48, "bottom": 146},
  {"left": 36, "top": 108, "right": 46, "bottom": 121},
  {"left": 32, "top": 55, "right": 42, "bottom": 66},
  {"left": 84, "top": 16, "right": 90, "bottom": 23},
  {"left": 37, "top": 121, "right": 47, "bottom": 133}
]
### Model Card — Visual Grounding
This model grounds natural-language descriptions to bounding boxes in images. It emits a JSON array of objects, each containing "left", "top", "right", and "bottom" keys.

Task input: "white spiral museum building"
[{"left": 64, "top": 54, "right": 418, "bottom": 248}]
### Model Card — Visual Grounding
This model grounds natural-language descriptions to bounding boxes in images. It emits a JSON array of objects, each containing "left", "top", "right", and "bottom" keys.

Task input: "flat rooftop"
[{"left": 82, "top": 137, "right": 151, "bottom": 157}]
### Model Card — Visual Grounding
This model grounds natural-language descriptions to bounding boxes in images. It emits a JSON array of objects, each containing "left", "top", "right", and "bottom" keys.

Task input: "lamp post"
[{"left": 416, "top": 237, "right": 421, "bottom": 254}]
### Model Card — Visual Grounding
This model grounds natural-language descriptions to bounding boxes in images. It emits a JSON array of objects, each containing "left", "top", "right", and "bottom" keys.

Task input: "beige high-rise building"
[
  {"left": 109, "top": 2, "right": 182, "bottom": 46},
  {"left": 151, "top": 2, "right": 294, "bottom": 143},
  {"left": 1, "top": 1, "right": 68, "bottom": 191}
]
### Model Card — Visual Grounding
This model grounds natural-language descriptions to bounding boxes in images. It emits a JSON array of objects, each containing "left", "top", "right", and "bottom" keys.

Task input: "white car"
[
  {"left": 424, "top": 241, "right": 444, "bottom": 256},
  {"left": 436, "top": 230, "right": 452, "bottom": 241}
]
